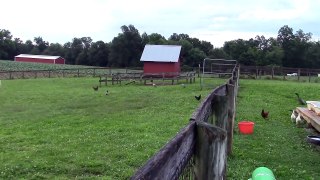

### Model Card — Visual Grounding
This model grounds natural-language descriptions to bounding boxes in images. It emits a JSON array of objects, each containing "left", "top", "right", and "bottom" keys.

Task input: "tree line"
[{"left": 1, "top": 25, "right": 320, "bottom": 69}]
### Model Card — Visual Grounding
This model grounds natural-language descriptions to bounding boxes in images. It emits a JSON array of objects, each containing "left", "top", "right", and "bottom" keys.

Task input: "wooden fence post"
[
  {"left": 298, "top": 68, "right": 300, "bottom": 81},
  {"left": 195, "top": 92, "right": 228, "bottom": 179},
  {"left": 271, "top": 67, "right": 274, "bottom": 79},
  {"left": 194, "top": 121, "right": 227, "bottom": 180},
  {"left": 48, "top": 70, "right": 51, "bottom": 78},
  {"left": 226, "top": 84, "right": 235, "bottom": 156},
  {"left": 77, "top": 69, "right": 80, "bottom": 77},
  {"left": 308, "top": 71, "right": 311, "bottom": 82}
]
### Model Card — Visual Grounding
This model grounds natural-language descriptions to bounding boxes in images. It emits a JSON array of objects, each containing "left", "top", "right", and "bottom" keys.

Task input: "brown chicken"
[{"left": 261, "top": 109, "right": 269, "bottom": 119}]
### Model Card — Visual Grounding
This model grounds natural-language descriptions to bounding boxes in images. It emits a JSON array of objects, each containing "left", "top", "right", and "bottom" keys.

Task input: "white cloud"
[{"left": 1, "top": 0, "right": 319, "bottom": 46}]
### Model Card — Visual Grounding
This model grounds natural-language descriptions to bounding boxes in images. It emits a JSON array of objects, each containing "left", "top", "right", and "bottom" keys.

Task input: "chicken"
[
  {"left": 195, "top": 94, "right": 201, "bottom": 101},
  {"left": 296, "top": 113, "right": 306, "bottom": 126},
  {"left": 105, "top": 90, "right": 109, "bottom": 95},
  {"left": 261, "top": 109, "right": 269, "bottom": 119},
  {"left": 291, "top": 110, "right": 298, "bottom": 123},
  {"left": 93, "top": 85, "right": 99, "bottom": 91},
  {"left": 295, "top": 93, "right": 306, "bottom": 105},
  {"left": 152, "top": 83, "right": 157, "bottom": 87}
]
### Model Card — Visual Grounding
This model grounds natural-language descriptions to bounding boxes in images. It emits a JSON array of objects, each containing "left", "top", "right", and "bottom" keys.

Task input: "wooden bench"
[{"left": 296, "top": 107, "right": 320, "bottom": 132}]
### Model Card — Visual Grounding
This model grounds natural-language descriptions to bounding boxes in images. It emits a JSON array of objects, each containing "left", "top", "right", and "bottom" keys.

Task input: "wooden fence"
[
  {"left": 99, "top": 72, "right": 196, "bottom": 86},
  {"left": 240, "top": 65, "right": 320, "bottom": 82},
  {"left": 131, "top": 65, "right": 239, "bottom": 180},
  {"left": 0, "top": 67, "right": 142, "bottom": 80}
]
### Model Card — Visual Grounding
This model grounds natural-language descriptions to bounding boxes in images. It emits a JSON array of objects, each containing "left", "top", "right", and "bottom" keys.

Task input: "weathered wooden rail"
[
  {"left": 131, "top": 65, "right": 239, "bottom": 180},
  {"left": 98, "top": 72, "right": 196, "bottom": 86}
]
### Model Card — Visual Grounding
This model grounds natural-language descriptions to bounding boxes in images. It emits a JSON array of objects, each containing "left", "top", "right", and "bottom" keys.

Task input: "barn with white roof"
[
  {"left": 14, "top": 54, "right": 65, "bottom": 64},
  {"left": 140, "top": 45, "right": 182, "bottom": 75}
]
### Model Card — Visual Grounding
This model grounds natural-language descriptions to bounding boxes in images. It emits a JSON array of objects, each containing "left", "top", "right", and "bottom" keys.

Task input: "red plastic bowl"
[{"left": 238, "top": 121, "right": 254, "bottom": 134}]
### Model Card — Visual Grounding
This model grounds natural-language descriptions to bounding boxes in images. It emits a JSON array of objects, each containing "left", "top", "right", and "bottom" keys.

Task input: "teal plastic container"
[{"left": 248, "top": 167, "right": 276, "bottom": 180}]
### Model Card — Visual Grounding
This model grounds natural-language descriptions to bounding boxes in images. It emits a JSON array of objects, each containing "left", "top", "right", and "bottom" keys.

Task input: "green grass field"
[
  {"left": 0, "top": 77, "right": 225, "bottom": 179},
  {"left": 1, "top": 75, "right": 320, "bottom": 179},
  {"left": 228, "top": 79, "right": 320, "bottom": 179}
]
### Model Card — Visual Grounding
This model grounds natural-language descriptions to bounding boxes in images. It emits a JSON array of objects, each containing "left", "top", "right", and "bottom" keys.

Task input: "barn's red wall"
[
  {"left": 143, "top": 61, "right": 180, "bottom": 75},
  {"left": 55, "top": 57, "right": 65, "bottom": 64},
  {"left": 15, "top": 57, "right": 65, "bottom": 64}
]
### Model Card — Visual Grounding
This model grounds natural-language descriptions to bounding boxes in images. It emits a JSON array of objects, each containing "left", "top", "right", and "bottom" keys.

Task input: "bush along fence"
[{"left": 131, "top": 65, "right": 239, "bottom": 180}]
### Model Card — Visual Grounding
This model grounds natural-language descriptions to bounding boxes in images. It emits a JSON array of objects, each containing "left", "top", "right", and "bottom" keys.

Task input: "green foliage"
[
  {"left": 228, "top": 79, "right": 320, "bottom": 179},
  {"left": 0, "top": 77, "right": 214, "bottom": 179},
  {"left": 1, "top": 25, "right": 320, "bottom": 69}
]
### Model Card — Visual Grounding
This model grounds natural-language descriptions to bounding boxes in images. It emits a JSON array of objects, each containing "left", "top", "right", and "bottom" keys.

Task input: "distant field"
[
  {"left": 0, "top": 77, "right": 224, "bottom": 179},
  {"left": 0, "top": 60, "right": 95, "bottom": 71}
]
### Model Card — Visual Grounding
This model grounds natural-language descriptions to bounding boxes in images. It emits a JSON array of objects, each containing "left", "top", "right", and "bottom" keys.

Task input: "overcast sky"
[{"left": 1, "top": 0, "right": 319, "bottom": 47}]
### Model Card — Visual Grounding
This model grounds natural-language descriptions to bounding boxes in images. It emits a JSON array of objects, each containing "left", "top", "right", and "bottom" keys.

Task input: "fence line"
[
  {"left": 0, "top": 67, "right": 143, "bottom": 80},
  {"left": 240, "top": 65, "right": 320, "bottom": 82},
  {"left": 131, "top": 65, "right": 239, "bottom": 180}
]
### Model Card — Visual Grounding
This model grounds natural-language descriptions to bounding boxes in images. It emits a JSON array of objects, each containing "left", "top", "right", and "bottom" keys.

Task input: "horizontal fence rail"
[
  {"left": 240, "top": 65, "right": 320, "bottom": 82},
  {"left": 0, "top": 67, "right": 143, "bottom": 80},
  {"left": 131, "top": 64, "right": 240, "bottom": 180}
]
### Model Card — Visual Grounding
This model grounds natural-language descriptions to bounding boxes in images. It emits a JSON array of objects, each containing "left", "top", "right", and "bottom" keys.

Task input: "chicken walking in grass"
[
  {"left": 92, "top": 85, "right": 99, "bottom": 91},
  {"left": 105, "top": 90, "right": 109, "bottom": 95},
  {"left": 295, "top": 93, "right": 306, "bottom": 105},
  {"left": 195, "top": 94, "right": 201, "bottom": 101},
  {"left": 261, "top": 109, "right": 269, "bottom": 119}
]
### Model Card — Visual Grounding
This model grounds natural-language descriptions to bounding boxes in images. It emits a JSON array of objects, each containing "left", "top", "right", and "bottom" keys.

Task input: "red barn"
[
  {"left": 140, "top": 45, "right": 182, "bottom": 76},
  {"left": 14, "top": 54, "right": 65, "bottom": 64}
]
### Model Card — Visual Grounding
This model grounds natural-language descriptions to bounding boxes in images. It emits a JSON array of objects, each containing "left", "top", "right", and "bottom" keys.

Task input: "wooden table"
[{"left": 296, "top": 107, "right": 320, "bottom": 132}]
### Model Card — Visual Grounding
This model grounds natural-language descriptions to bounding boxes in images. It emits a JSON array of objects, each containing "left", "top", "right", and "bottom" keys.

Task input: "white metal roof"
[
  {"left": 140, "top": 45, "right": 182, "bottom": 62},
  {"left": 15, "top": 54, "right": 62, "bottom": 60}
]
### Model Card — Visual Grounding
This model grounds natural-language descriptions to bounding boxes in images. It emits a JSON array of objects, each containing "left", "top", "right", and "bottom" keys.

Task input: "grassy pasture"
[
  {"left": 228, "top": 79, "right": 320, "bottom": 179},
  {"left": 0, "top": 77, "right": 225, "bottom": 179}
]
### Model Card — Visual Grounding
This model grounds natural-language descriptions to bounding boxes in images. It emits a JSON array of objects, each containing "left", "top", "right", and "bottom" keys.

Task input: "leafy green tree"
[
  {"left": 145, "top": 33, "right": 167, "bottom": 45},
  {"left": 33, "top": 36, "right": 49, "bottom": 53},
  {"left": 0, "top": 29, "right": 15, "bottom": 59},
  {"left": 277, "top": 25, "right": 312, "bottom": 67},
  {"left": 186, "top": 48, "right": 206, "bottom": 66},
  {"left": 306, "top": 41, "right": 320, "bottom": 68},
  {"left": 43, "top": 43, "right": 65, "bottom": 56},
  {"left": 208, "top": 48, "right": 230, "bottom": 59},
  {"left": 109, "top": 25, "right": 143, "bottom": 67},
  {"left": 88, "top": 41, "right": 109, "bottom": 66}
]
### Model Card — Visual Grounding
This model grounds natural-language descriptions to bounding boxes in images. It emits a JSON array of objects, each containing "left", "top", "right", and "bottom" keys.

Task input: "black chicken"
[
  {"left": 195, "top": 94, "right": 201, "bottom": 101},
  {"left": 261, "top": 109, "right": 269, "bottom": 119},
  {"left": 92, "top": 86, "right": 99, "bottom": 91},
  {"left": 295, "top": 93, "right": 306, "bottom": 105}
]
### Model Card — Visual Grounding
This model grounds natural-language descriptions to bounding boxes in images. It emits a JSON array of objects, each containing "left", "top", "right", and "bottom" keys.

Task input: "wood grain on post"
[
  {"left": 226, "top": 84, "right": 235, "bottom": 155},
  {"left": 194, "top": 121, "right": 227, "bottom": 180}
]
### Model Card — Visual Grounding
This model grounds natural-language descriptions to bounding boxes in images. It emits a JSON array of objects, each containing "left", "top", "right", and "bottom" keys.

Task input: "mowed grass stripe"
[{"left": 0, "top": 77, "right": 226, "bottom": 179}]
